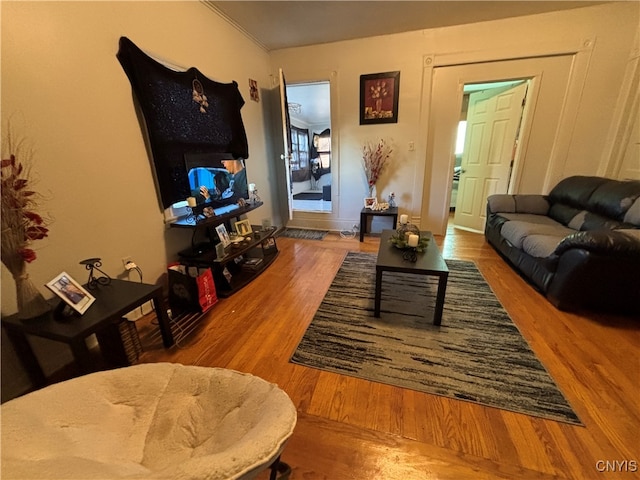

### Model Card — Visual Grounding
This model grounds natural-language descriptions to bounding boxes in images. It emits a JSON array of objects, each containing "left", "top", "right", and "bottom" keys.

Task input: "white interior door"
[
  {"left": 279, "top": 68, "right": 294, "bottom": 220},
  {"left": 454, "top": 82, "right": 528, "bottom": 231}
]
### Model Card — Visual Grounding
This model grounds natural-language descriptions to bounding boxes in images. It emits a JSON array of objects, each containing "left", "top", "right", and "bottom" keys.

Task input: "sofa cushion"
[
  {"left": 586, "top": 178, "right": 640, "bottom": 221},
  {"left": 487, "top": 195, "right": 549, "bottom": 214},
  {"left": 501, "top": 220, "right": 574, "bottom": 249},
  {"left": 522, "top": 234, "right": 566, "bottom": 258},
  {"left": 497, "top": 213, "right": 560, "bottom": 225},
  {"left": 623, "top": 197, "right": 640, "bottom": 226},
  {"left": 548, "top": 203, "right": 581, "bottom": 226},
  {"left": 548, "top": 176, "right": 609, "bottom": 209},
  {"left": 566, "top": 210, "right": 627, "bottom": 231}
]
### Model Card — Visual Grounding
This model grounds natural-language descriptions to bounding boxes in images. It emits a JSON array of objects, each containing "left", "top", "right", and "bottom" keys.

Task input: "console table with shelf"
[
  {"left": 169, "top": 201, "right": 279, "bottom": 297},
  {"left": 177, "top": 227, "right": 278, "bottom": 297}
]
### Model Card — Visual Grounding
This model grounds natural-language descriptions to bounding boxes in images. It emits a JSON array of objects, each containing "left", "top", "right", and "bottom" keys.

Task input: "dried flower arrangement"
[
  {"left": 362, "top": 138, "right": 392, "bottom": 196},
  {"left": 1, "top": 133, "right": 51, "bottom": 318}
]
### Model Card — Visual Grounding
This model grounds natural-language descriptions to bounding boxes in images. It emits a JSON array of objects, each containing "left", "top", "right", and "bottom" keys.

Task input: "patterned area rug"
[
  {"left": 278, "top": 228, "right": 328, "bottom": 240},
  {"left": 291, "top": 252, "right": 582, "bottom": 425}
]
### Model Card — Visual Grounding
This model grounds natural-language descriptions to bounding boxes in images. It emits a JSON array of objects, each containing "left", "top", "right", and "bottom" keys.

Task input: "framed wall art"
[
  {"left": 46, "top": 272, "right": 96, "bottom": 315},
  {"left": 360, "top": 71, "right": 400, "bottom": 125}
]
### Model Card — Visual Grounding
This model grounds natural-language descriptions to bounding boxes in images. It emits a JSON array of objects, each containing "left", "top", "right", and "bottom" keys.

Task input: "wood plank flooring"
[{"left": 137, "top": 224, "right": 639, "bottom": 480}]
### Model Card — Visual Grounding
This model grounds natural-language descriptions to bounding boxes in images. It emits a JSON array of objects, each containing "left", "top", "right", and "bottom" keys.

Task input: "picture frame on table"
[
  {"left": 46, "top": 272, "right": 95, "bottom": 315},
  {"left": 364, "top": 197, "right": 377, "bottom": 208},
  {"left": 359, "top": 71, "right": 400, "bottom": 125},
  {"left": 234, "top": 219, "right": 252, "bottom": 236},
  {"left": 215, "top": 223, "right": 231, "bottom": 247}
]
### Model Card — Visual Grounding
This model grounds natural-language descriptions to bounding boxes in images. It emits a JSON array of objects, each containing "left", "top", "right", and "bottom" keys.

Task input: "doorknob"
[{"left": 460, "top": 169, "right": 466, "bottom": 174}]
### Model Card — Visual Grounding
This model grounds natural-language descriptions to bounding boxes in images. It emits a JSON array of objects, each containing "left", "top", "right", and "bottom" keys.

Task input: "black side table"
[
  {"left": 360, "top": 206, "right": 398, "bottom": 242},
  {"left": 2, "top": 279, "right": 172, "bottom": 388}
]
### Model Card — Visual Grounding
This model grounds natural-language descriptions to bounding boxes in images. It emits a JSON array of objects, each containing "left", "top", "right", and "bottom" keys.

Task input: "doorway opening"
[
  {"left": 285, "top": 81, "right": 332, "bottom": 213},
  {"left": 451, "top": 79, "right": 529, "bottom": 232}
]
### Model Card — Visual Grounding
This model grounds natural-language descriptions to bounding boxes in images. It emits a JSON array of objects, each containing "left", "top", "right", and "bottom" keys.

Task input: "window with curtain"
[{"left": 290, "top": 126, "right": 309, "bottom": 172}]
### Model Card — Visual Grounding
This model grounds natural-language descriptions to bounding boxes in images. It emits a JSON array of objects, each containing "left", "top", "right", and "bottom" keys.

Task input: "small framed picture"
[
  {"left": 235, "top": 219, "right": 252, "bottom": 236},
  {"left": 215, "top": 223, "right": 231, "bottom": 247},
  {"left": 249, "top": 78, "right": 259, "bottom": 102},
  {"left": 262, "top": 237, "right": 276, "bottom": 250},
  {"left": 46, "top": 272, "right": 95, "bottom": 315},
  {"left": 364, "top": 197, "right": 377, "bottom": 208}
]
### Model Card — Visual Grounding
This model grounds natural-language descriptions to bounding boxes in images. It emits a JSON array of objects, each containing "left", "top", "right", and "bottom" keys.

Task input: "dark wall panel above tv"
[{"left": 117, "top": 36, "right": 249, "bottom": 208}]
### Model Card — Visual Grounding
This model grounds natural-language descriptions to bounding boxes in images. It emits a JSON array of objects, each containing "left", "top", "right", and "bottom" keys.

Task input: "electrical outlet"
[{"left": 122, "top": 256, "right": 132, "bottom": 269}]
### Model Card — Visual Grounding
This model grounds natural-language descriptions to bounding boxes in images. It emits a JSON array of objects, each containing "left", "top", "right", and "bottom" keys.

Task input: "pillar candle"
[
  {"left": 187, "top": 196, "right": 197, "bottom": 207},
  {"left": 408, "top": 234, "right": 419, "bottom": 247},
  {"left": 249, "top": 183, "right": 256, "bottom": 192},
  {"left": 400, "top": 214, "right": 408, "bottom": 224}
]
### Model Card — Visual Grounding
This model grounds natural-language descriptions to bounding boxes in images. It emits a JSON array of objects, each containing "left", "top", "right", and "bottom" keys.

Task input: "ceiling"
[{"left": 206, "top": 1, "right": 606, "bottom": 51}]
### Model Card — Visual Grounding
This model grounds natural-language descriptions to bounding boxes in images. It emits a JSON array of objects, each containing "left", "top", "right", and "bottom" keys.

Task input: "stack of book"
[{"left": 242, "top": 258, "right": 263, "bottom": 271}]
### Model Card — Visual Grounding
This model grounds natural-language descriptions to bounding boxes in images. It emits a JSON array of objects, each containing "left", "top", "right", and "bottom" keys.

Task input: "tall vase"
[
  {"left": 13, "top": 264, "right": 50, "bottom": 319},
  {"left": 368, "top": 184, "right": 376, "bottom": 198}
]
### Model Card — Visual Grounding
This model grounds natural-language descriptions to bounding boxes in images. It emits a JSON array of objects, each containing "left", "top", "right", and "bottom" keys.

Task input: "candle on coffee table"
[{"left": 408, "top": 234, "right": 419, "bottom": 247}]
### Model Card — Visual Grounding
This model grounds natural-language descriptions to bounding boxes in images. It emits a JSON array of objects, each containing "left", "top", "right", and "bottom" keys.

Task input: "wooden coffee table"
[{"left": 374, "top": 230, "right": 449, "bottom": 325}]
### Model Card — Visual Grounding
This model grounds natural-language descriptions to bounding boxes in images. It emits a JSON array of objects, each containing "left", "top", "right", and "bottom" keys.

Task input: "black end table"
[
  {"left": 1, "top": 279, "right": 172, "bottom": 388},
  {"left": 360, "top": 206, "right": 398, "bottom": 241},
  {"left": 374, "top": 230, "right": 449, "bottom": 325}
]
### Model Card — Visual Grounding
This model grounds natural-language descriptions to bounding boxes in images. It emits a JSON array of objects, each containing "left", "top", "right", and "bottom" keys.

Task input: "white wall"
[
  {"left": 1, "top": 1, "right": 274, "bottom": 397},
  {"left": 270, "top": 2, "right": 639, "bottom": 233}
]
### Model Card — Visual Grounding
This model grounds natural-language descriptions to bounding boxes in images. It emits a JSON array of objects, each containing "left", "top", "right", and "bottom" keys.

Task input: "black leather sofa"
[{"left": 485, "top": 176, "right": 640, "bottom": 315}]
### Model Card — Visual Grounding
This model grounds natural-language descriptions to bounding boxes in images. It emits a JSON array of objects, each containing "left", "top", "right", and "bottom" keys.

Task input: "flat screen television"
[{"left": 184, "top": 152, "right": 249, "bottom": 213}]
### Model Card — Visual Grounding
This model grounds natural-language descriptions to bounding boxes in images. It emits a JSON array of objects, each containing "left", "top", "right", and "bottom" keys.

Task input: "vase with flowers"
[
  {"left": 1, "top": 135, "right": 51, "bottom": 319},
  {"left": 362, "top": 138, "right": 392, "bottom": 197}
]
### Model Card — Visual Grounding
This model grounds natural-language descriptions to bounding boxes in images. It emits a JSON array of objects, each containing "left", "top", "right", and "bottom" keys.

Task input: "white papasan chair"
[{"left": 1, "top": 363, "right": 297, "bottom": 480}]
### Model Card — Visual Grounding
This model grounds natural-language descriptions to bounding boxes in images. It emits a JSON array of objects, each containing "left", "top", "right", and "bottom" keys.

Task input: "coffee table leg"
[
  {"left": 374, "top": 268, "right": 382, "bottom": 317},
  {"left": 433, "top": 273, "right": 448, "bottom": 326}
]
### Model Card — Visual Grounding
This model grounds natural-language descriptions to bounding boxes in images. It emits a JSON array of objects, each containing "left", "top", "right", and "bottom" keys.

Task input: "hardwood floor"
[{"left": 137, "top": 224, "right": 639, "bottom": 480}]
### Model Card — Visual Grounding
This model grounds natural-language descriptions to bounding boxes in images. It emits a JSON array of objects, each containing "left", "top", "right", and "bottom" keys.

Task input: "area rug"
[
  {"left": 293, "top": 192, "right": 323, "bottom": 200},
  {"left": 278, "top": 228, "right": 328, "bottom": 240},
  {"left": 290, "top": 252, "right": 582, "bottom": 425}
]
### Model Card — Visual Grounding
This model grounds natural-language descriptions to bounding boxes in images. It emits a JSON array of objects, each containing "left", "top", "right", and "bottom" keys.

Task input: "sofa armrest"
[
  {"left": 487, "top": 194, "right": 550, "bottom": 215},
  {"left": 553, "top": 229, "right": 640, "bottom": 257}
]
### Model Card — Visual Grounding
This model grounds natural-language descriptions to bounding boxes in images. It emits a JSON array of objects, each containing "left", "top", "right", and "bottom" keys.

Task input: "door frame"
[
  {"left": 418, "top": 47, "right": 593, "bottom": 235},
  {"left": 276, "top": 69, "right": 341, "bottom": 230}
]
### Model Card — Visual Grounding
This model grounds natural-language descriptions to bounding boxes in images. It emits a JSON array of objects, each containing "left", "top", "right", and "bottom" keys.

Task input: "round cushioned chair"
[{"left": 1, "top": 363, "right": 297, "bottom": 480}]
